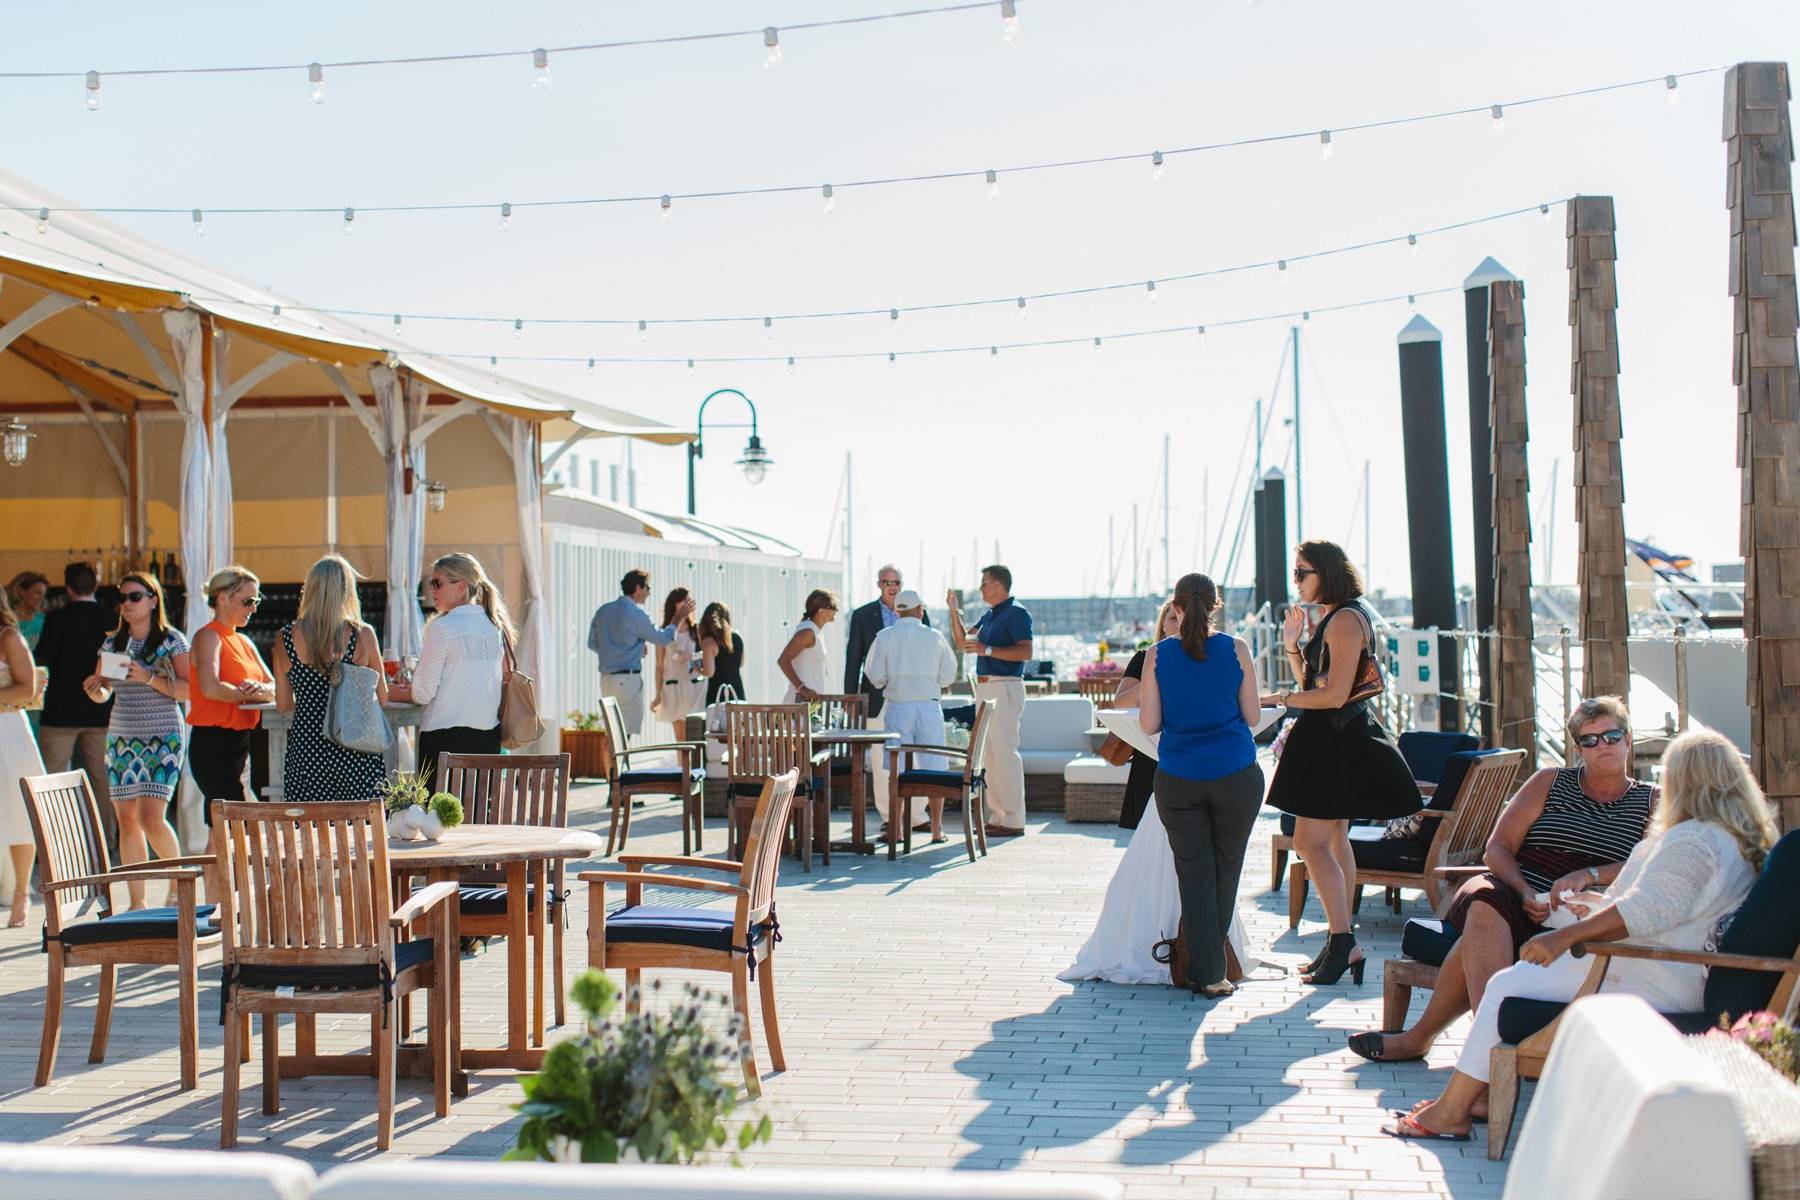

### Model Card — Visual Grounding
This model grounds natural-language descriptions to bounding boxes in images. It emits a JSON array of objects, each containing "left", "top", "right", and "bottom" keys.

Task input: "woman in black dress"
[
  {"left": 1110, "top": 601, "right": 1181, "bottom": 830},
  {"left": 699, "top": 602, "right": 746, "bottom": 704},
  {"left": 1264, "top": 540, "right": 1418, "bottom": 986}
]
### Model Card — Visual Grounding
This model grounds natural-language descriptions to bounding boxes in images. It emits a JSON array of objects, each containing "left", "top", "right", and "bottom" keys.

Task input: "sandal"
[
  {"left": 1396, "top": 1098, "right": 1486, "bottom": 1125},
  {"left": 1349, "top": 1031, "right": 1424, "bottom": 1063},
  {"left": 1197, "top": 981, "right": 1236, "bottom": 999},
  {"left": 1383, "top": 1112, "right": 1471, "bottom": 1142}
]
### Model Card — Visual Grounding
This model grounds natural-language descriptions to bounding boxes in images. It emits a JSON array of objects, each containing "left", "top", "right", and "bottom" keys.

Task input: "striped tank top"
[{"left": 1514, "top": 767, "right": 1655, "bottom": 893}]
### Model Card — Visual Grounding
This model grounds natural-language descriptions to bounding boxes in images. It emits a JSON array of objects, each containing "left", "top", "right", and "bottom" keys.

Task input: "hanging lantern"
[
  {"left": 2, "top": 418, "right": 33, "bottom": 467},
  {"left": 424, "top": 479, "right": 448, "bottom": 512}
]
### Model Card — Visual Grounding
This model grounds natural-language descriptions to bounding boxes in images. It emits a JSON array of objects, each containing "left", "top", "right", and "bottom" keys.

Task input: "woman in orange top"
[{"left": 187, "top": 566, "right": 275, "bottom": 840}]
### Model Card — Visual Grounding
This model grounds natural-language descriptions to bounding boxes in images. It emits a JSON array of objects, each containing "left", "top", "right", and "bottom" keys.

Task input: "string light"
[
  {"left": 489, "top": 355, "right": 497, "bottom": 367},
  {"left": 763, "top": 27, "right": 782, "bottom": 67},
  {"left": 821, "top": 183, "right": 835, "bottom": 214},
  {"left": 687, "top": 358, "right": 695, "bottom": 373},
  {"left": 1151, "top": 150, "right": 1164, "bottom": 180},
  {"left": 1017, "top": 296, "right": 1028, "bottom": 320},
  {"left": 1319, "top": 129, "right": 1333, "bottom": 160},
  {"left": 1540, "top": 202, "right": 1552, "bottom": 222},
  {"left": 1407, "top": 233, "right": 1419, "bottom": 254},
  {"left": 1665, "top": 74, "right": 1680, "bottom": 106},
  {"left": 786, "top": 355, "right": 796, "bottom": 374},
  {"left": 307, "top": 62, "right": 324, "bottom": 104},
  {"left": 84, "top": 70, "right": 101, "bottom": 111},
  {"left": 1000, "top": 0, "right": 1019, "bottom": 42},
  {"left": 1491, "top": 103, "right": 1505, "bottom": 134},
  {"left": 271, "top": 304, "right": 282, "bottom": 323},
  {"left": 191, "top": 209, "right": 205, "bottom": 237},
  {"left": 985, "top": 168, "right": 999, "bottom": 198},
  {"left": 659, "top": 193, "right": 672, "bottom": 221},
  {"left": 587, "top": 357, "right": 595, "bottom": 374},
  {"left": 889, "top": 308, "right": 899, "bottom": 322},
  {"left": 394, "top": 314, "right": 404, "bottom": 334},
  {"left": 637, "top": 319, "right": 648, "bottom": 342},
  {"left": 990, "top": 345, "right": 999, "bottom": 361},
  {"left": 499, "top": 201, "right": 512, "bottom": 231},
  {"left": 888, "top": 351, "right": 896, "bottom": 366},
  {"left": 342, "top": 206, "right": 355, "bottom": 235},
  {"left": 1145, "top": 280, "right": 1158, "bottom": 303},
  {"left": 532, "top": 48, "right": 550, "bottom": 89},
  {"left": 1277, "top": 259, "right": 1288, "bottom": 283},
  {"left": 763, "top": 316, "right": 774, "bottom": 339},
  {"left": 1093, "top": 336, "right": 1102, "bottom": 356},
  {"left": 1302, "top": 310, "right": 1311, "bottom": 321},
  {"left": 1197, "top": 325, "right": 1206, "bottom": 337},
  {"left": 34, "top": 207, "right": 47, "bottom": 234},
  {"left": 1407, "top": 294, "right": 1416, "bottom": 310},
  {"left": 513, "top": 318, "right": 524, "bottom": 339}
]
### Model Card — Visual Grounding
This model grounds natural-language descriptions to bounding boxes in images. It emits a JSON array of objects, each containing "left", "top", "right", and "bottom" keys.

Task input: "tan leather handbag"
[{"left": 500, "top": 636, "right": 549, "bottom": 750}]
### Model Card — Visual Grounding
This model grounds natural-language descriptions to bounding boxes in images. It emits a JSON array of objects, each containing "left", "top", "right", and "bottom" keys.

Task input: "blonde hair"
[
  {"left": 0, "top": 587, "right": 16, "bottom": 632},
  {"left": 205, "top": 564, "right": 261, "bottom": 610},
  {"left": 296, "top": 554, "right": 363, "bottom": 672},
  {"left": 1567, "top": 694, "right": 1632, "bottom": 744},
  {"left": 430, "top": 552, "right": 516, "bottom": 646},
  {"left": 1653, "top": 729, "right": 1777, "bottom": 870}
]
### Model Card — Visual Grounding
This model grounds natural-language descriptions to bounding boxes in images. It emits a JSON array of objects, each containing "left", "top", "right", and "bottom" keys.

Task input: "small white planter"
[
  {"left": 418, "top": 810, "right": 445, "bottom": 840},
  {"left": 385, "top": 811, "right": 413, "bottom": 840}
]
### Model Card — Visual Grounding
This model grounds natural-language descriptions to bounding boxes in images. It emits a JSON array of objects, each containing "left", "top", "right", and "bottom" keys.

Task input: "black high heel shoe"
[
  {"left": 1299, "top": 921, "right": 1358, "bottom": 976},
  {"left": 1301, "top": 932, "right": 1364, "bottom": 986}
]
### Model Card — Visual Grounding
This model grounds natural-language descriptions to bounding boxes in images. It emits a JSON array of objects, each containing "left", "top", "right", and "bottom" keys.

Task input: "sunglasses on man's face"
[
  {"left": 120, "top": 590, "right": 152, "bottom": 604},
  {"left": 1576, "top": 728, "right": 1627, "bottom": 749},
  {"left": 879, "top": 579, "right": 901, "bottom": 588}
]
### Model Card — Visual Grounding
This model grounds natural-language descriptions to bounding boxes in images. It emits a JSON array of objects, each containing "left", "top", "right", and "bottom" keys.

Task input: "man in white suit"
[{"left": 861, "top": 590, "right": 957, "bottom": 834}]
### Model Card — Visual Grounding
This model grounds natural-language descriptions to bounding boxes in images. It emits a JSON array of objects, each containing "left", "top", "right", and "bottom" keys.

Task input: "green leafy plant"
[
  {"left": 566, "top": 709, "right": 603, "bottom": 732},
  {"left": 1715, "top": 1010, "right": 1800, "bottom": 1081},
  {"left": 506, "top": 969, "right": 772, "bottom": 1165},
  {"left": 428, "top": 791, "right": 465, "bottom": 829},
  {"left": 375, "top": 768, "right": 431, "bottom": 816}
]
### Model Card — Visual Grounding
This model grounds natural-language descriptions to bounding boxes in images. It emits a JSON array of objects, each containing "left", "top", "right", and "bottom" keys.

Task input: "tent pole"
[{"left": 126, "top": 409, "right": 142, "bottom": 569}]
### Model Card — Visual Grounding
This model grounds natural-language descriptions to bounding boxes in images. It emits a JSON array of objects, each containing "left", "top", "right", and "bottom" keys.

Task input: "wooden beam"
[
  {"left": 1725, "top": 62, "right": 1800, "bottom": 829},
  {"left": 0, "top": 293, "right": 80, "bottom": 357},
  {"left": 1489, "top": 279, "right": 1538, "bottom": 777},
  {"left": 4, "top": 334, "right": 141, "bottom": 412},
  {"left": 1568, "top": 195, "right": 1632, "bottom": 701},
  {"left": 127, "top": 409, "right": 143, "bottom": 568}
]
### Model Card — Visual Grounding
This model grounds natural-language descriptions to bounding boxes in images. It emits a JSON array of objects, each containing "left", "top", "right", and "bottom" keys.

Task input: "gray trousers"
[{"left": 1154, "top": 763, "right": 1265, "bottom": 987}]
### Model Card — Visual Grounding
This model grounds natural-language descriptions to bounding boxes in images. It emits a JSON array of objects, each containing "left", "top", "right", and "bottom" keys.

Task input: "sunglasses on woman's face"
[
  {"left": 1292, "top": 567, "right": 1317, "bottom": 583},
  {"left": 1576, "top": 728, "right": 1627, "bottom": 748},
  {"left": 120, "top": 590, "right": 152, "bottom": 604}
]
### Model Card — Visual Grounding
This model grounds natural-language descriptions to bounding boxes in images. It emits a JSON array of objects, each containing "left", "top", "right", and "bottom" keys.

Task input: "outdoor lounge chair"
[
  {"left": 601, "top": 695, "right": 709, "bottom": 858},
  {"left": 579, "top": 770, "right": 799, "bottom": 1098},
  {"left": 1484, "top": 827, "right": 1800, "bottom": 1160}
]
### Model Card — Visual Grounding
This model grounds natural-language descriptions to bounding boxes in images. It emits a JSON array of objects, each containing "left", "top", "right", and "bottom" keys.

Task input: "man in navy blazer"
[{"left": 843, "top": 565, "right": 932, "bottom": 825}]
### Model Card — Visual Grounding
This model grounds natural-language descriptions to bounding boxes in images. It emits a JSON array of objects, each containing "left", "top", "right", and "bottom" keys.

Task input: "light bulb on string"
[
  {"left": 488, "top": 355, "right": 498, "bottom": 368},
  {"left": 763, "top": 27, "right": 782, "bottom": 67},
  {"left": 271, "top": 304, "right": 282, "bottom": 324},
  {"left": 763, "top": 316, "right": 774, "bottom": 340},
  {"left": 1093, "top": 336, "right": 1103, "bottom": 356},
  {"left": 1407, "top": 294, "right": 1417, "bottom": 310},
  {"left": 586, "top": 358, "right": 596, "bottom": 375},
  {"left": 1319, "top": 129, "right": 1333, "bottom": 160},
  {"left": 637, "top": 320, "right": 648, "bottom": 344},
  {"left": 985, "top": 169, "right": 999, "bottom": 199},
  {"left": 1146, "top": 280, "right": 1158, "bottom": 303},
  {"left": 889, "top": 308, "right": 899, "bottom": 323},
  {"left": 687, "top": 359, "right": 696, "bottom": 374},
  {"left": 786, "top": 356, "right": 796, "bottom": 376},
  {"left": 393, "top": 314, "right": 403, "bottom": 336},
  {"left": 1490, "top": 103, "right": 1506, "bottom": 134},
  {"left": 1302, "top": 310, "right": 1311, "bottom": 322},
  {"left": 499, "top": 202, "right": 512, "bottom": 231},
  {"left": 1017, "top": 297, "right": 1028, "bottom": 321},
  {"left": 85, "top": 71, "right": 101, "bottom": 111},
  {"left": 1277, "top": 259, "right": 1289, "bottom": 283},
  {"left": 1197, "top": 325, "right": 1206, "bottom": 339},
  {"left": 990, "top": 346, "right": 999, "bottom": 363},
  {"left": 34, "top": 207, "right": 48, "bottom": 234},
  {"left": 513, "top": 319, "right": 524, "bottom": 340},
  {"left": 1152, "top": 150, "right": 1164, "bottom": 180},
  {"left": 1665, "top": 74, "right": 1680, "bottom": 107},
  {"left": 1000, "top": 0, "right": 1019, "bottom": 42},
  {"left": 888, "top": 351, "right": 896, "bottom": 367},
  {"left": 1407, "top": 233, "right": 1419, "bottom": 255},
  {"left": 821, "top": 183, "right": 835, "bottom": 214},
  {"left": 307, "top": 62, "right": 324, "bottom": 104},
  {"left": 191, "top": 209, "right": 205, "bottom": 238},
  {"left": 659, "top": 194, "right": 672, "bottom": 222},
  {"left": 532, "top": 48, "right": 550, "bottom": 90},
  {"left": 1540, "top": 202, "right": 1554, "bottom": 223}
]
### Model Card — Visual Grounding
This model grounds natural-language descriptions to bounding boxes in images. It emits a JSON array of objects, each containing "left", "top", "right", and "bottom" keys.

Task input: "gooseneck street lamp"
[{"left": 687, "top": 388, "right": 772, "bottom": 515}]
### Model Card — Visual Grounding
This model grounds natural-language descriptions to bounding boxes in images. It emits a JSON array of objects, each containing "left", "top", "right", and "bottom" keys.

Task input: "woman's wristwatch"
[{"left": 1586, "top": 865, "right": 1602, "bottom": 885}]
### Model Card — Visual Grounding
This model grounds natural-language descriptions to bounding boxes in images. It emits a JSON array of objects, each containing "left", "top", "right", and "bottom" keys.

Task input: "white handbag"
[{"left": 705, "top": 685, "right": 740, "bottom": 736}]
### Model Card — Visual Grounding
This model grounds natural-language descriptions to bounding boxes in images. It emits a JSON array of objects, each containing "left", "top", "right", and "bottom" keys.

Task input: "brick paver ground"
[{"left": 0, "top": 766, "right": 1510, "bottom": 1197}]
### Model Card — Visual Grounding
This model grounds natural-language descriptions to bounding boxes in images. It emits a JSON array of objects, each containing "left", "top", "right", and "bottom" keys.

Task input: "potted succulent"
[
  {"left": 376, "top": 769, "right": 462, "bottom": 840},
  {"left": 561, "top": 709, "right": 614, "bottom": 781},
  {"left": 507, "top": 970, "right": 772, "bottom": 1165}
]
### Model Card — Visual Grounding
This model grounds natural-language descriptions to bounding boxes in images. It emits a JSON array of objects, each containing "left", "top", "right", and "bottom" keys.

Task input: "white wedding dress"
[{"left": 1058, "top": 798, "right": 1262, "bottom": 984}]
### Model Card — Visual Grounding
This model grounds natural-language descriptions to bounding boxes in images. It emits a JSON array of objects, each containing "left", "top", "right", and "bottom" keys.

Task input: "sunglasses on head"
[
  {"left": 1576, "top": 728, "right": 1627, "bottom": 748},
  {"left": 120, "top": 590, "right": 152, "bottom": 604}
]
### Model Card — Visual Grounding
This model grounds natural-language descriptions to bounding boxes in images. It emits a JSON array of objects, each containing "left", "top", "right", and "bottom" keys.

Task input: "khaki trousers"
[
  {"left": 972, "top": 678, "right": 1026, "bottom": 828},
  {"left": 601, "top": 674, "right": 646, "bottom": 743}
]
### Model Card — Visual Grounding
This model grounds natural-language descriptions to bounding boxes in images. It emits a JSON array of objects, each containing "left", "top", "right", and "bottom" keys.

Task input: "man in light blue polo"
[{"left": 588, "top": 567, "right": 694, "bottom": 739}]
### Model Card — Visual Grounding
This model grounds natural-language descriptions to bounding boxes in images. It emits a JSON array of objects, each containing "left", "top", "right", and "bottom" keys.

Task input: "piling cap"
[
  {"left": 1397, "top": 314, "right": 1443, "bottom": 344},
  {"left": 1261, "top": 466, "right": 1286, "bottom": 483},
  {"left": 1463, "top": 256, "right": 1518, "bottom": 290}
]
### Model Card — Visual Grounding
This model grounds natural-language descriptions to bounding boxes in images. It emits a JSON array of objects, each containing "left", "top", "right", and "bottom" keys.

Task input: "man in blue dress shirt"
[
  {"left": 945, "top": 564, "right": 1033, "bottom": 837},
  {"left": 587, "top": 568, "right": 694, "bottom": 739}
]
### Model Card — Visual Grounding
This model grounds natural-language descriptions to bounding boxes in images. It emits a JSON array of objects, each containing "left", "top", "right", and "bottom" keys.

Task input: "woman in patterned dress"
[
  {"left": 650, "top": 587, "right": 706, "bottom": 741},
  {"left": 81, "top": 572, "right": 189, "bottom": 911},
  {"left": 272, "top": 554, "right": 388, "bottom": 803}
]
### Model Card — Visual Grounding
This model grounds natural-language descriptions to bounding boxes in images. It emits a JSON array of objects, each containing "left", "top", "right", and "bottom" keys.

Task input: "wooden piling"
[{"left": 1489, "top": 279, "right": 1538, "bottom": 775}]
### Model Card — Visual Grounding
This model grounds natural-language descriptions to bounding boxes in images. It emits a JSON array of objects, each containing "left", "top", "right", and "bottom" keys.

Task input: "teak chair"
[
  {"left": 1288, "top": 748, "right": 1523, "bottom": 929},
  {"left": 435, "top": 753, "right": 572, "bottom": 1033},
  {"left": 884, "top": 699, "right": 994, "bottom": 863},
  {"left": 22, "top": 769, "right": 220, "bottom": 1090},
  {"left": 724, "top": 703, "right": 831, "bottom": 871},
  {"left": 1077, "top": 675, "right": 1121, "bottom": 709},
  {"left": 213, "top": 799, "right": 456, "bottom": 1150},
  {"left": 600, "top": 695, "right": 708, "bottom": 857},
  {"left": 810, "top": 690, "right": 866, "bottom": 794},
  {"left": 580, "top": 770, "right": 800, "bottom": 1098}
]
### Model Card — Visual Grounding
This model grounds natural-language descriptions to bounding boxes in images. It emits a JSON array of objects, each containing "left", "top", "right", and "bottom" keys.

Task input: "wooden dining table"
[
  {"left": 324, "top": 824, "right": 602, "bottom": 1093},
  {"left": 709, "top": 726, "right": 899, "bottom": 855}
]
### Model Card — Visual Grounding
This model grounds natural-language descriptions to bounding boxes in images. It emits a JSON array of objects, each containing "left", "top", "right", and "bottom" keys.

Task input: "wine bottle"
[
  {"left": 148, "top": 548, "right": 161, "bottom": 582},
  {"left": 164, "top": 548, "right": 182, "bottom": 589}
]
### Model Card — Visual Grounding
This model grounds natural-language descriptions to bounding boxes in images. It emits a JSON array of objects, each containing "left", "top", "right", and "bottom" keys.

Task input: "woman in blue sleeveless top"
[{"left": 1139, "top": 573, "right": 1265, "bottom": 997}]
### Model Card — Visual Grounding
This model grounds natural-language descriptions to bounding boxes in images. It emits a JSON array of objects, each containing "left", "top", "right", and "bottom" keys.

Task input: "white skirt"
[{"left": 1058, "top": 796, "right": 1261, "bottom": 985}]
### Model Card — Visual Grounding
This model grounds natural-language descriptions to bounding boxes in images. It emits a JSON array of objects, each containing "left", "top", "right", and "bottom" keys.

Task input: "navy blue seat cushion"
[
  {"left": 414, "top": 883, "right": 561, "bottom": 915},
  {"left": 1497, "top": 996, "right": 1719, "bottom": 1045},
  {"left": 1401, "top": 918, "right": 1460, "bottom": 967},
  {"left": 235, "top": 938, "right": 435, "bottom": 991},
  {"left": 730, "top": 779, "right": 811, "bottom": 798},
  {"left": 897, "top": 769, "right": 966, "bottom": 790},
  {"left": 1704, "top": 829, "right": 1800, "bottom": 1022},
  {"left": 605, "top": 905, "right": 769, "bottom": 954},
  {"left": 1349, "top": 835, "right": 1430, "bottom": 873},
  {"left": 60, "top": 903, "right": 220, "bottom": 948},
  {"left": 1398, "top": 731, "right": 1481, "bottom": 785},
  {"left": 619, "top": 767, "right": 705, "bottom": 789}
]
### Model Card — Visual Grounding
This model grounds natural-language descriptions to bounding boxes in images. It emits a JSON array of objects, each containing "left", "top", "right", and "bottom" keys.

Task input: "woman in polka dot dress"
[{"left": 273, "top": 555, "right": 389, "bottom": 802}]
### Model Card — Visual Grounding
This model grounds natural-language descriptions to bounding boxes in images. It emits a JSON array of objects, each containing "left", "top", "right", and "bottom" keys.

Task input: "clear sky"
[{"left": 5, "top": 1, "right": 1796, "bottom": 602}]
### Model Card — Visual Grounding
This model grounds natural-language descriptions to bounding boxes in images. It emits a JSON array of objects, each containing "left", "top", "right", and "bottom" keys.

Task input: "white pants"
[
  {"left": 601, "top": 673, "right": 645, "bottom": 743},
  {"left": 973, "top": 677, "right": 1026, "bottom": 828},
  {"left": 881, "top": 700, "right": 945, "bottom": 826},
  {"left": 1455, "top": 952, "right": 1596, "bottom": 1082}
]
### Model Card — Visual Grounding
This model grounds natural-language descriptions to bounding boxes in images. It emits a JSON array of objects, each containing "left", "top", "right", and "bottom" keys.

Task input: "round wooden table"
[{"left": 812, "top": 728, "right": 900, "bottom": 855}]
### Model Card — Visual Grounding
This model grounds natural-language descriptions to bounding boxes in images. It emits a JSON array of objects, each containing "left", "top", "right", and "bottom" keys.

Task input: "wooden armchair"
[
  {"left": 884, "top": 699, "right": 993, "bottom": 863},
  {"left": 435, "top": 753, "right": 571, "bottom": 1032},
  {"left": 1077, "top": 675, "right": 1121, "bottom": 709},
  {"left": 724, "top": 703, "right": 831, "bottom": 871},
  {"left": 213, "top": 799, "right": 456, "bottom": 1150},
  {"left": 600, "top": 695, "right": 708, "bottom": 857},
  {"left": 1288, "top": 748, "right": 1522, "bottom": 928},
  {"left": 810, "top": 691, "right": 865, "bottom": 800},
  {"left": 579, "top": 770, "right": 799, "bottom": 1098},
  {"left": 22, "top": 769, "right": 219, "bottom": 1090}
]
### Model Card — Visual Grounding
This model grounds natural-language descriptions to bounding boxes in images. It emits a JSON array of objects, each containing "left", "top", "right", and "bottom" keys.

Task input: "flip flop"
[
  {"left": 1349, "top": 1031, "right": 1425, "bottom": 1063},
  {"left": 1393, "top": 1100, "right": 1488, "bottom": 1125},
  {"left": 1383, "top": 1112, "right": 1471, "bottom": 1142}
]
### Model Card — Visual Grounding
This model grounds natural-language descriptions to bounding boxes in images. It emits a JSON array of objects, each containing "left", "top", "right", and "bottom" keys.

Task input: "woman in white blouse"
[
  {"left": 1386, "top": 729, "right": 1776, "bottom": 1141},
  {"left": 389, "top": 552, "right": 510, "bottom": 787},
  {"left": 778, "top": 589, "right": 838, "bottom": 703}
]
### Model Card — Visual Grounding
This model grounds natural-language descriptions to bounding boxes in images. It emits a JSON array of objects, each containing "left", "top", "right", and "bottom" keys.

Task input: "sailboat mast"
[
  {"left": 1292, "top": 325, "right": 1303, "bottom": 541},
  {"left": 1162, "top": 433, "right": 1172, "bottom": 593}
]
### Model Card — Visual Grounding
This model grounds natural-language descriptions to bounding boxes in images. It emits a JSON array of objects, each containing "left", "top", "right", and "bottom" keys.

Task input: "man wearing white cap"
[{"left": 861, "top": 590, "right": 958, "bottom": 834}]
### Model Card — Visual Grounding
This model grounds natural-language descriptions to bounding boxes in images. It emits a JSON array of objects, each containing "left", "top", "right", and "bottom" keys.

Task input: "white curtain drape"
[
  {"left": 208, "top": 331, "right": 234, "bottom": 580},
  {"left": 161, "top": 311, "right": 213, "bottom": 636},
  {"left": 510, "top": 415, "right": 554, "bottom": 750},
  {"left": 373, "top": 365, "right": 426, "bottom": 659}
]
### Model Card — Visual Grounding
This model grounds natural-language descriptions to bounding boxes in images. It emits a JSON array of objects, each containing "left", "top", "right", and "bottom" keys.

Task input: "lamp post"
[{"left": 687, "top": 388, "right": 772, "bottom": 515}]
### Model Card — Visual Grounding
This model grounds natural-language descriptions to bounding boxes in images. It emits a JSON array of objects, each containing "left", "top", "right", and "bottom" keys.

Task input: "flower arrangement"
[
  {"left": 376, "top": 768, "right": 431, "bottom": 816},
  {"left": 428, "top": 791, "right": 465, "bottom": 829},
  {"left": 507, "top": 970, "right": 772, "bottom": 1165},
  {"left": 566, "top": 709, "right": 604, "bottom": 732},
  {"left": 376, "top": 769, "right": 452, "bottom": 840},
  {"left": 1712, "top": 1010, "right": 1800, "bottom": 1081},
  {"left": 1076, "top": 659, "right": 1123, "bottom": 681}
]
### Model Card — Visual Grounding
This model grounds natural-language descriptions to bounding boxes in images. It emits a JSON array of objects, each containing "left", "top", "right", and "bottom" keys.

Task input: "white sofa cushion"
[
  {"left": 1018, "top": 696, "right": 1096, "bottom": 752},
  {"left": 0, "top": 1142, "right": 315, "bottom": 1200},
  {"left": 1064, "top": 756, "right": 1130, "bottom": 785},
  {"left": 1020, "top": 750, "right": 1080, "bottom": 776}
]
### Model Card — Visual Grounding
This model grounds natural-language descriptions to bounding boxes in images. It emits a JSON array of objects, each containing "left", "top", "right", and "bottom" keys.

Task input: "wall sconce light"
[{"left": 2, "top": 418, "right": 33, "bottom": 467}]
